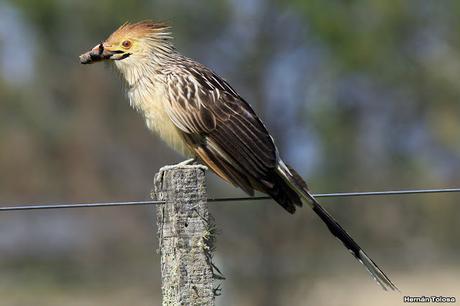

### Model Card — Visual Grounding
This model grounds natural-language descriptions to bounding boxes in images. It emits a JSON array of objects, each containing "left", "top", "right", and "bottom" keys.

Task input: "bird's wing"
[{"left": 164, "top": 65, "right": 278, "bottom": 194}]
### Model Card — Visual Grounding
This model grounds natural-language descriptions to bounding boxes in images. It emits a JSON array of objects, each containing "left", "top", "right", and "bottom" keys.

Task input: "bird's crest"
[{"left": 108, "top": 20, "right": 172, "bottom": 41}]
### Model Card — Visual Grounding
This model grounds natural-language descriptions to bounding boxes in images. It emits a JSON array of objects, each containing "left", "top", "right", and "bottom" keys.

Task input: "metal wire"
[
  {"left": 0, "top": 200, "right": 164, "bottom": 212},
  {"left": 207, "top": 187, "right": 460, "bottom": 202},
  {"left": 0, "top": 187, "right": 459, "bottom": 212}
]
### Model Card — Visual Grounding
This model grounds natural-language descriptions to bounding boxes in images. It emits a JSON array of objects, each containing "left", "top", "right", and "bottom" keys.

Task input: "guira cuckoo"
[{"left": 80, "top": 21, "right": 397, "bottom": 291}]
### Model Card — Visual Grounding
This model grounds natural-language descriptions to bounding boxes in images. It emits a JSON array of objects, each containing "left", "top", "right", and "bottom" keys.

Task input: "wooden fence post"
[{"left": 153, "top": 164, "right": 216, "bottom": 306}]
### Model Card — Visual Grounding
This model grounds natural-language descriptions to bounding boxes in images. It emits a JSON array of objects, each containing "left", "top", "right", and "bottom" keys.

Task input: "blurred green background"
[{"left": 1, "top": 0, "right": 460, "bottom": 305}]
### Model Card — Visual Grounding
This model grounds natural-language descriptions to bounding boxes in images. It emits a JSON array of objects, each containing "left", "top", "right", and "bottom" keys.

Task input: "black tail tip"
[{"left": 359, "top": 250, "right": 399, "bottom": 292}]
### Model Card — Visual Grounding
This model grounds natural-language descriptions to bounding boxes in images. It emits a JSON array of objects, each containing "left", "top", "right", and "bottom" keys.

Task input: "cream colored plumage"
[
  {"left": 80, "top": 20, "right": 398, "bottom": 291},
  {"left": 125, "top": 69, "right": 193, "bottom": 157}
]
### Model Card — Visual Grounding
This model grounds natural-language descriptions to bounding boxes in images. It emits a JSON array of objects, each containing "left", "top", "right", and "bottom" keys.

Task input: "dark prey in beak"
[{"left": 79, "top": 43, "right": 123, "bottom": 64}]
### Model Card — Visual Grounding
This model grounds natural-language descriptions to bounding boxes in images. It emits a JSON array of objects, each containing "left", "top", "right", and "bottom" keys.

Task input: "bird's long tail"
[{"left": 276, "top": 161, "right": 398, "bottom": 291}]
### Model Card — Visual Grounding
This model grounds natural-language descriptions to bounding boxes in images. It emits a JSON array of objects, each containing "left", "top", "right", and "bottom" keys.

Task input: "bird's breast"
[{"left": 127, "top": 84, "right": 193, "bottom": 157}]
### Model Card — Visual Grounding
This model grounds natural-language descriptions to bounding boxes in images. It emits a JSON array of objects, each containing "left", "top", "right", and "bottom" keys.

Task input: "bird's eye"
[{"left": 122, "top": 40, "right": 132, "bottom": 49}]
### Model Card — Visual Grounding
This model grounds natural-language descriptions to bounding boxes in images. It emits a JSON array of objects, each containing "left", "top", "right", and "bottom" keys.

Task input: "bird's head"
[{"left": 79, "top": 21, "right": 173, "bottom": 66}]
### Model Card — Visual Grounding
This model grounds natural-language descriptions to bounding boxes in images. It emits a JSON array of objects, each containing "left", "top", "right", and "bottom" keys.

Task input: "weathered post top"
[{"left": 153, "top": 164, "right": 215, "bottom": 306}]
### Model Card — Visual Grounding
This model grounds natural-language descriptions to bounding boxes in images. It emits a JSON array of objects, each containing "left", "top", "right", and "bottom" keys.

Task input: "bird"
[{"left": 80, "top": 20, "right": 398, "bottom": 291}]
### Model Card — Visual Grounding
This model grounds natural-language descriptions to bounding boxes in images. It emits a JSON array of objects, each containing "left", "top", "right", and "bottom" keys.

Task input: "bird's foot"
[
  {"left": 176, "top": 158, "right": 198, "bottom": 166},
  {"left": 158, "top": 158, "right": 205, "bottom": 172}
]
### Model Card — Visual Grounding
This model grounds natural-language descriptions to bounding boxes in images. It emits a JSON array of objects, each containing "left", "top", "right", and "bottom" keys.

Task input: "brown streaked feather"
[
  {"left": 164, "top": 62, "right": 279, "bottom": 194},
  {"left": 191, "top": 138, "right": 255, "bottom": 195},
  {"left": 194, "top": 146, "right": 233, "bottom": 184}
]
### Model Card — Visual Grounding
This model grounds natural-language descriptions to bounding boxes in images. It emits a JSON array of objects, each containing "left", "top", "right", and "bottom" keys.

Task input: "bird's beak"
[{"left": 79, "top": 43, "right": 128, "bottom": 64}]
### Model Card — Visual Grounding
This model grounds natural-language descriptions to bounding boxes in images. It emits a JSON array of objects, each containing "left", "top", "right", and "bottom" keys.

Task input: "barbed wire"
[{"left": 0, "top": 187, "right": 459, "bottom": 212}]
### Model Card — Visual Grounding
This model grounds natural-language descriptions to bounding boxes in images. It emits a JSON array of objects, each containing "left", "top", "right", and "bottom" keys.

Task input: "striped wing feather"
[{"left": 164, "top": 65, "right": 278, "bottom": 195}]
